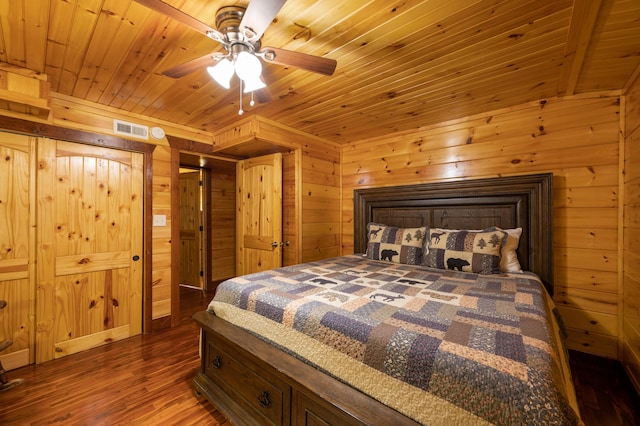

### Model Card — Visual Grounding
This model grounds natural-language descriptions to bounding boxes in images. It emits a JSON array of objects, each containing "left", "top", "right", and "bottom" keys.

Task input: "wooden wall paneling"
[
  {"left": 151, "top": 145, "right": 172, "bottom": 323},
  {"left": 202, "top": 168, "right": 212, "bottom": 292},
  {"left": 49, "top": 93, "right": 215, "bottom": 145},
  {"left": 300, "top": 141, "right": 341, "bottom": 263},
  {"left": 282, "top": 150, "right": 300, "bottom": 267},
  {"left": 617, "top": 91, "right": 626, "bottom": 364},
  {"left": 210, "top": 161, "right": 237, "bottom": 284},
  {"left": 170, "top": 147, "right": 180, "bottom": 327},
  {"left": 341, "top": 93, "right": 622, "bottom": 359},
  {"left": 0, "top": 132, "right": 34, "bottom": 369},
  {"left": 554, "top": 267, "right": 617, "bottom": 294},
  {"left": 623, "top": 71, "right": 640, "bottom": 391}
]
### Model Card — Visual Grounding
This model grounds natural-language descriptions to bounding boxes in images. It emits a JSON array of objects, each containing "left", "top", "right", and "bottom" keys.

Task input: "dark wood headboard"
[{"left": 353, "top": 173, "right": 554, "bottom": 295}]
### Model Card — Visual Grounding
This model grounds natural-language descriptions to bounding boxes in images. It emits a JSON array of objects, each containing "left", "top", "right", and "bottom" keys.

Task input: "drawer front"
[
  {"left": 204, "top": 334, "right": 290, "bottom": 425},
  {"left": 294, "top": 389, "right": 365, "bottom": 426}
]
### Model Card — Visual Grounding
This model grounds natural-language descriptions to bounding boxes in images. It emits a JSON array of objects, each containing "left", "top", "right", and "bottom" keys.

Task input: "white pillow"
[{"left": 499, "top": 227, "right": 523, "bottom": 273}]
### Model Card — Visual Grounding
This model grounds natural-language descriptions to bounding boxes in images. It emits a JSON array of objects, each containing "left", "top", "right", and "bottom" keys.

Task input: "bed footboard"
[{"left": 192, "top": 310, "right": 419, "bottom": 426}]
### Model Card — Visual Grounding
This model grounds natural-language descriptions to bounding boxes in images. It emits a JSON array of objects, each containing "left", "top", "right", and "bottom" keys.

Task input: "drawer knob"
[
  {"left": 211, "top": 356, "right": 222, "bottom": 369},
  {"left": 258, "top": 390, "right": 271, "bottom": 408}
]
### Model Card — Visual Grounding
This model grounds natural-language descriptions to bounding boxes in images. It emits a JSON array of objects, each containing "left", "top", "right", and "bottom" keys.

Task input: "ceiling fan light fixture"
[
  {"left": 234, "top": 51, "right": 262, "bottom": 81},
  {"left": 243, "top": 75, "right": 266, "bottom": 93},
  {"left": 207, "top": 58, "right": 234, "bottom": 89}
]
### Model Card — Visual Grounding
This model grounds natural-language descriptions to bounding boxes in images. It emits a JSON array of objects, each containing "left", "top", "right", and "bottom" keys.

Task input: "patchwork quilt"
[{"left": 209, "top": 255, "right": 582, "bottom": 425}]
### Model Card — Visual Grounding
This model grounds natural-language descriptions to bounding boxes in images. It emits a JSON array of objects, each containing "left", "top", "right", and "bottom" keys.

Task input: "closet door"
[
  {"left": 36, "top": 139, "right": 144, "bottom": 363},
  {"left": 0, "top": 133, "right": 34, "bottom": 369}
]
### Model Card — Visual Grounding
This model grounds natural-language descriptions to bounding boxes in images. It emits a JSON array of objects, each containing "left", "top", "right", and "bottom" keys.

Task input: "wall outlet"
[{"left": 152, "top": 214, "right": 167, "bottom": 227}]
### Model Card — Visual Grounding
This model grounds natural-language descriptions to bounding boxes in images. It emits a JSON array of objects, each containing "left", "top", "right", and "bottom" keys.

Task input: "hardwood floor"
[
  {"left": 1, "top": 286, "right": 639, "bottom": 425},
  {"left": 0, "top": 287, "right": 227, "bottom": 426},
  {"left": 570, "top": 350, "right": 640, "bottom": 426}
]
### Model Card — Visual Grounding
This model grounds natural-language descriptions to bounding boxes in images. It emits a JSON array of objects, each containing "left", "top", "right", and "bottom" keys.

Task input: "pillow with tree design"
[
  {"left": 424, "top": 228, "right": 507, "bottom": 274},
  {"left": 366, "top": 223, "right": 427, "bottom": 265}
]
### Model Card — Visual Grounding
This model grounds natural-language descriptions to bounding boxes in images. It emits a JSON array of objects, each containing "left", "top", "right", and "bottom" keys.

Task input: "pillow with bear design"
[
  {"left": 426, "top": 227, "right": 523, "bottom": 273},
  {"left": 424, "top": 228, "right": 507, "bottom": 274},
  {"left": 366, "top": 223, "right": 427, "bottom": 265}
]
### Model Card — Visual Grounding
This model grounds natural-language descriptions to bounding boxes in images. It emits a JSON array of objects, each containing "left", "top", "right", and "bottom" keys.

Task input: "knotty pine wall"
[
  {"left": 150, "top": 144, "right": 172, "bottom": 320},
  {"left": 282, "top": 151, "right": 299, "bottom": 267},
  {"left": 341, "top": 93, "right": 623, "bottom": 360},
  {"left": 210, "top": 161, "right": 237, "bottom": 283},
  {"left": 301, "top": 142, "right": 341, "bottom": 263},
  {"left": 623, "top": 73, "right": 640, "bottom": 389}
]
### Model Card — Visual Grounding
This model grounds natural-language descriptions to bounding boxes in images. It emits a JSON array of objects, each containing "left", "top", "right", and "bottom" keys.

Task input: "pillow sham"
[
  {"left": 499, "top": 227, "right": 523, "bottom": 273},
  {"left": 425, "top": 227, "right": 523, "bottom": 273},
  {"left": 424, "top": 228, "right": 507, "bottom": 274},
  {"left": 366, "top": 223, "right": 427, "bottom": 265}
]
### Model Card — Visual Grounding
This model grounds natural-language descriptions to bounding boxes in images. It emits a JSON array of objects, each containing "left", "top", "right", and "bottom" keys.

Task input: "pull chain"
[{"left": 238, "top": 79, "right": 244, "bottom": 115}]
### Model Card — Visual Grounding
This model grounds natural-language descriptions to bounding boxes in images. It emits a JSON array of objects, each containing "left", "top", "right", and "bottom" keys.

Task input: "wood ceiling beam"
[{"left": 557, "top": 0, "right": 602, "bottom": 96}]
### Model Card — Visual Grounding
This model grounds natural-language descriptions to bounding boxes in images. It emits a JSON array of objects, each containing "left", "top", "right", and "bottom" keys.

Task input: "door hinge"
[
  {"left": 199, "top": 225, "right": 204, "bottom": 232},
  {"left": 199, "top": 271, "right": 204, "bottom": 277}
]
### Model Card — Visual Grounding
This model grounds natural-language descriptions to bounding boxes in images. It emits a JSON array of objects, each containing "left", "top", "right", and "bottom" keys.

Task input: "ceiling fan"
[{"left": 135, "top": 0, "right": 337, "bottom": 110}]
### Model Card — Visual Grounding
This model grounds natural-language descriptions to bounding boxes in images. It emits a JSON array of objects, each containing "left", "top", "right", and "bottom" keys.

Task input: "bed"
[{"left": 192, "top": 173, "right": 582, "bottom": 425}]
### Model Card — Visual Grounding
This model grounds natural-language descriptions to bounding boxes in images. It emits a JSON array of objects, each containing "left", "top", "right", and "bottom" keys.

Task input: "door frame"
[
  {"left": 0, "top": 115, "right": 156, "bottom": 333},
  {"left": 177, "top": 166, "right": 207, "bottom": 290},
  {"left": 169, "top": 142, "right": 239, "bottom": 327}
]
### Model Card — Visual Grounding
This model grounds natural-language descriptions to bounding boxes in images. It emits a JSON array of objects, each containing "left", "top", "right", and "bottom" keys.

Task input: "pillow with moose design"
[
  {"left": 423, "top": 228, "right": 507, "bottom": 274},
  {"left": 366, "top": 223, "right": 427, "bottom": 265}
]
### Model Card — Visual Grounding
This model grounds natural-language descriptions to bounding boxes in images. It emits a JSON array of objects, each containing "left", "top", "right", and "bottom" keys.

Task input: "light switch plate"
[{"left": 152, "top": 214, "right": 166, "bottom": 227}]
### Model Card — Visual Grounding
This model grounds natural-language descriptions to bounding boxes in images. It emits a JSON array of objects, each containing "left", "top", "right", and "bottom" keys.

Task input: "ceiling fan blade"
[
  {"left": 162, "top": 54, "right": 220, "bottom": 78},
  {"left": 240, "top": 0, "right": 287, "bottom": 40},
  {"left": 260, "top": 47, "right": 337, "bottom": 76},
  {"left": 135, "top": 0, "right": 224, "bottom": 40}
]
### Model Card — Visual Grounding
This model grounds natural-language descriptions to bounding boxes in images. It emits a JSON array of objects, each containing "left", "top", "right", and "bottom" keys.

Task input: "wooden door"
[
  {"left": 179, "top": 170, "right": 202, "bottom": 288},
  {"left": 236, "top": 153, "right": 282, "bottom": 275},
  {"left": 36, "top": 139, "right": 144, "bottom": 363},
  {"left": 0, "top": 132, "right": 35, "bottom": 370}
]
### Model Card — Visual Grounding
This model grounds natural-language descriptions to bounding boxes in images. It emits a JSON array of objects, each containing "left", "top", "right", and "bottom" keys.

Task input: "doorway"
[{"left": 176, "top": 153, "right": 238, "bottom": 320}]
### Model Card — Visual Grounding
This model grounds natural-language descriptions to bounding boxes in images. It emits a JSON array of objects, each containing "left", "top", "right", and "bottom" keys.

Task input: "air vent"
[{"left": 113, "top": 119, "right": 149, "bottom": 140}]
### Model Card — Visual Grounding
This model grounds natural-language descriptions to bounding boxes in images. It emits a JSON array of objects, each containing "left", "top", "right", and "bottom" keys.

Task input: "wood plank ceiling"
[{"left": 0, "top": 0, "right": 639, "bottom": 144}]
